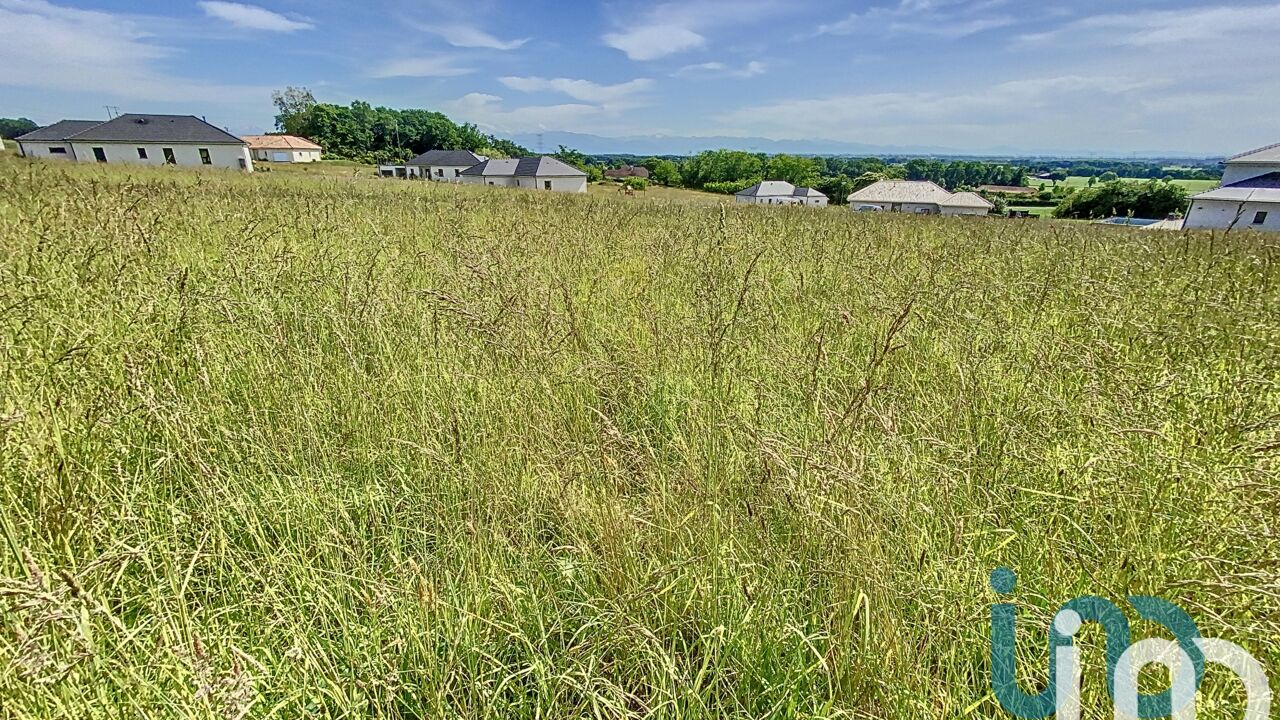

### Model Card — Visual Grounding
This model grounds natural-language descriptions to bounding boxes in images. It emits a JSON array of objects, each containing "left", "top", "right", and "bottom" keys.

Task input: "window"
[
  {"left": 544, "top": 180, "right": 552, "bottom": 190},
  {"left": 137, "top": 147, "right": 148, "bottom": 159},
  {"left": 163, "top": 148, "right": 176, "bottom": 164},
  {"left": 1254, "top": 211, "right": 1269, "bottom": 225},
  {"left": 238, "top": 159, "right": 247, "bottom": 170},
  {"left": 454, "top": 169, "right": 461, "bottom": 177},
  {"left": 436, "top": 168, "right": 444, "bottom": 177},
  {"left": 48, "top": 146, "right": 67, "bottom": 154},
  {"left": 199, "top": 148, "right": 212, "bottom": 165},
  {"left": 92, "top": 147, "right": 106, "bottom": 162}
]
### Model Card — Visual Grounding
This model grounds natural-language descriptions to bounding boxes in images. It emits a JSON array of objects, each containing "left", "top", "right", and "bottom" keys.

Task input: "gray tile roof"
[
  {"left": 406, "top": 149, "right": 485, "bottom": 166},
  {"left": 514, "top": 156, "right": 587, "bottom": 177},
  {"left": 1193, "top": 171, "right": 1280, "bottom": 203},
  {"left": 65, "top": 114, "right": 244, "bottom": 144},
  {"left": 461, "top": 156, "right": 587, "bottom": 177},
  {"left": 1227, "top": 142, "right": 1280, "bottom": 164},
  {"left": 461, "top": 158, "right": 519, "bottom": 176},
  {"left": 791, "top": 187, "right": 827, "bottom": 198},
  {"left": 16, "top": 120, "right": 104, "bottom": 142},
  {"left": 736, "top": 180, "right": 795, "bottom": 197}
]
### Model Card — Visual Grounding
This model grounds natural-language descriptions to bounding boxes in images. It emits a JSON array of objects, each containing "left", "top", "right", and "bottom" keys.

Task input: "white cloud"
[
  {"left": 370, "top": 56, "right": 473, "bottom": 78},
  {"left": 421, "top": 24, "right": 528, "bottom": 50},
  {"left": 818, "top": 0, "right": 1011, "bottom": 38},
  {"left": 716, "top": 74, "right": 1174, "bottom": 149},
  {"left": 442, "top": 93, "right": 604, "bottom": 134},
  {"left": 602, "top": 0, "right": 790, "bottom": 60},
  {"left": 497, "top": 76, "right": 653, "bottom": 103},
  {"left": 1018, "top": 3, "right": 1280, "bottom": 47},
  {"left": 197, "top": 1, "right": 313, "bottom": 32},
  {"left": 674, "top": 59, "right": 766, "bottom": 78},
  {"left": 0, "top": 0, "right": 268, "bottom": 101},
  {"left": 603, "top": 25, "right": 705, "bottom": 61}
]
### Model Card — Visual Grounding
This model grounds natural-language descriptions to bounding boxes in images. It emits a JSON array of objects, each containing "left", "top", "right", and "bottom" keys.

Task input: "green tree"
[
  {"left": 0, "top": 117, "right": 38, "bottom": 139},
  {"left": 649, "top": 159, "right": 682, "bottom": 186},
  {"left": 851, "top": 172, "right": 886, "bottom": 192},
  {"left": 271, "top": 87, "right": 317, "bottom": 135},
  {"left": 763, "top": 154, "right": 820, "bottom": 187},
  {"left": 1099, "top": 171, "right": 1119, "bottom": 183}
]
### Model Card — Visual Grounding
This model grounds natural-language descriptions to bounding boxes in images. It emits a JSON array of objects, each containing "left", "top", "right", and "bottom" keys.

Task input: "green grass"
[
  {"left": 1, "top": 156, "right": 1278, "bottom": 718},
  {"left": 587, "top": 182, "right": 732, "bottom": 207},
  {"left": 1034, "top": 176, "right": 1219, "bottom": 193}
]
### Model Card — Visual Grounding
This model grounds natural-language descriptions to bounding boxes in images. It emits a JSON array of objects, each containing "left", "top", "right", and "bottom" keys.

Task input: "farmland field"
[
  {"left": 1034, "top": 175, "right": 1219, "bottom": 193},
  {"left": 1, "top": 157, "right": 1277, "bottom": 719}
]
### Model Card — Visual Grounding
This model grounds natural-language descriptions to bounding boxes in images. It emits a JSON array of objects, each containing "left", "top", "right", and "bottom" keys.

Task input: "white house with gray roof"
[
  {"left": 16, "top": 114, "right": 252, "bottom": 171},
  {"left": 407, "top": 149, "right": 487, "bottom": 181},
  {"left": 459, "top": 156, "right": 588, "bottom": 193},
  {"left": 735, "top": 181, "right": 828, "bottom": 207},
  {"left": 1183, "top": 143, "right": 1280, "bottom": 232},
  {"left": 848, "top": 180, "right": 993, "bottom": 216}
]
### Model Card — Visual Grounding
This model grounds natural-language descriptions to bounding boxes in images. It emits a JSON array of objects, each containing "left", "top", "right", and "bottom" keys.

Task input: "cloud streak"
[
  {"left": 497, "top": 76, "right": 653, "bottom": 103},
  {"left": 198, "top": 1, "right": 313, "bottom": 32}
]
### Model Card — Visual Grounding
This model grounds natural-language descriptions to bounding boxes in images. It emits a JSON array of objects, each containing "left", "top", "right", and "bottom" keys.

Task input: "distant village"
[{"left": 12, "top": 112, "right": 1280, "bottom": 233}]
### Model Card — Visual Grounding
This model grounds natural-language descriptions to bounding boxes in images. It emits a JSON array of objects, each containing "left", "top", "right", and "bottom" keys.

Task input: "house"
[
  {"left": 16, "top": 114, "right": 253, "bottom": 171},
  {"left": 1183, "top": 143, "right": 1280, "bottom": 232},
  {"left": 604, "top": 165, "right": 650, "bottom": 180},
  {"left": 735, "top": 181, "right": 829, "bottom": 207},
  {"left": 407, "top": 149, "right": 487, "bottom": 181},
  {"left": 459, "top": 157, "right": 588, "bottom": 192},
  {"left": 847, "top": 180, "right": 992, "bottom": 216},
  {"left": 242, "top": 135, "right": 322, "bottom": 163},
  {"left": 14, "top": 120, "right": 102, "bottom": 160}
]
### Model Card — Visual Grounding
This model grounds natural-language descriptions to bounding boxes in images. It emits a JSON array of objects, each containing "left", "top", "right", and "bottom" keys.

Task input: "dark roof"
[
  {"left": 66, "top": 114, "right": 244, "bottom": 144},
  {"left": 460, "top": 159, "right": 519, "bottom": 176},
  {"left": 792, "top": 187, "right": 826, "bottom": 197},
  {"left": 16, "top": 120, "right": 104, "bottom": 142},
  {"left": 462, "top": 157, "right": 586, "bottom": 177},
  {"left": 514, "top": 156, "right": 586, "bottom": 177},
  {"left": 407, "top": 149, "right": 484, "bottom": 166},
  {"left": 1225, "top": 171, "right": 1280, "bottom": 189},
  {"left": 604, "top": 165, "right": 650, "bottom": 178}
]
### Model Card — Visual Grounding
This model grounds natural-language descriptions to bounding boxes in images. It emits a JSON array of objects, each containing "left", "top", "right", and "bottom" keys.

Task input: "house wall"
[
  {"left": 1184, "top": 199, "right": 1280, "bottom": 231},
  {"left": 68, "top": 142, "right": 252, "bottom": 171},
  {"left": 461, "top": 175, "right": 518, "bottom": 187},
  {"left": 18, "top": 141, "right": 77, "bottom": 160},
  {"left": 254, "top": 148, "right": 320, "bottom": 162},
  {"left": 515, "top": 176, "right": 587, "bottom": 193},
  {"left": 939, "top": 206, "right": 990, "bottom": 216},
  {"left": 422, "top": 165, "right": 476, "bottom": 181},
  {"left": 738, "top": 195, "right": 802, "bottom": 205},
  {"left": 1221, "top": 163, "right": 1280, "bottom": 187}
]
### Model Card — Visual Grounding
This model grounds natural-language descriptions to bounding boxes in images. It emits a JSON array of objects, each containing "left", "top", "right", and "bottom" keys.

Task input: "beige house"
[
  {"left": 848, "top": 180, "right": 992, "bottom": 216},
  {"left": 17, "top": 114, "right": 252, "bottom": 171},
  {"left": 242, "top": 135, "right": 321, "bottom": 163}
]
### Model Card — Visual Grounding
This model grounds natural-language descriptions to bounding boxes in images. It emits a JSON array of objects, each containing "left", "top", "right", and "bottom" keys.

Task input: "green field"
[
  {"left": 1034, "top": 175, "right": 1219, "bottom": 193},
  {"left": 2, "top": 157, "right": 1277, "bottom": 718}
]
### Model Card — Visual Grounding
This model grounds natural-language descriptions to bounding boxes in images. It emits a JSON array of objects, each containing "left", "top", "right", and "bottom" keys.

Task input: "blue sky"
[{"left": 2, "top": 0, "right": 1278, "bottom": 155}]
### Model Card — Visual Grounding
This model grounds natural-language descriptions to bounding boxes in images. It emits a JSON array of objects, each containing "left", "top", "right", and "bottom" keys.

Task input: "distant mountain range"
[{"left": 505, "top": 130, "right": 1221, "bottom": 160}]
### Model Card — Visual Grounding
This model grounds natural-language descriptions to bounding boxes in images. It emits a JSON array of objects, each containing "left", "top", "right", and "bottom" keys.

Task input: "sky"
[{"left": 2, "top": 0, "right": 1278, "bottom": 156}]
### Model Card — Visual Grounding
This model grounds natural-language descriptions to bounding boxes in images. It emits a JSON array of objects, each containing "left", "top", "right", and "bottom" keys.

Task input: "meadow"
[
  {"left": 1035, "top": 176, "right": 1219, "bottom": 193},
  {"left": 1, "top": 157, "right": 1277, "bottom": 719}
]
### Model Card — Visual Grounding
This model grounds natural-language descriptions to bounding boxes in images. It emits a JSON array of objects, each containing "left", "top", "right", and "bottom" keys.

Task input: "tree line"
[{"left": 271, "top": 88, "right": 529, "bottom": 164}]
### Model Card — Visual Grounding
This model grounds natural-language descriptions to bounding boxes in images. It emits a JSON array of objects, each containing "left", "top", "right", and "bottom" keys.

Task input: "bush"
[
  {"left": 1053, "top": 180, "right": 1189, "bottom": 219},
  {"left": 623, "top": 177, "right": 648, "bottom": 190},
  {"left": 704, "top": 178, "right": 761, "bottom": 195}
]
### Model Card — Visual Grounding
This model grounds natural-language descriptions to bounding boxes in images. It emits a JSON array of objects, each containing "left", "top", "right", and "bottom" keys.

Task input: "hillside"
[{"left": 1, "top": 158, "right": 1277, "bottom": 718}]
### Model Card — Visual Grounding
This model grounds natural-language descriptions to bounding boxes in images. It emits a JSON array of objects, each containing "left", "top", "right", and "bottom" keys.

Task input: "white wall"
[
  {"left": 515, "top": 176, "right": 587, "bottom": 193},
  {"left": 461, "top": 175, "right": 518, "bottom": 187},
  {"left": 1184, "top": 199, "right": 1280, "bottom": 231},
  {"left": 18, "top": 141, "right": 77, "bottom": 160},
  {"left": 939, "top": 206, "right": 990, "bottom": 216},
  {"left": 1221, "top": 163, "right": 1280, "bottom": 187},
  {"left": 68, "top": 142, "right": 252, "bottom": 171},
  {"left": 423, "top": 165, "right": 475, "bottom": 181},
  {"left": 255, "top": 148, "right": 320, "bottom": 162}
]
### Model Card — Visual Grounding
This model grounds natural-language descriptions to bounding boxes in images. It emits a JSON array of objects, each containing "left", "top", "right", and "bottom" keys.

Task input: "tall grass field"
[{"left": 1, "top": 158, "right": 1277, "bottom": 719}]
